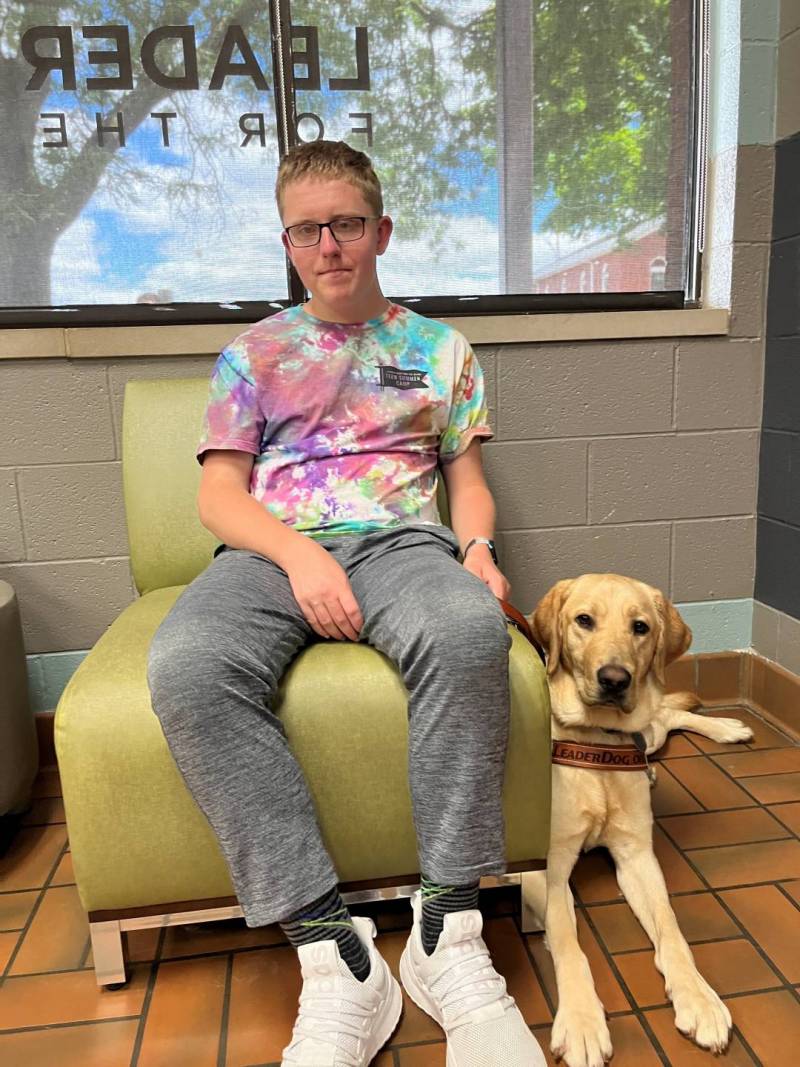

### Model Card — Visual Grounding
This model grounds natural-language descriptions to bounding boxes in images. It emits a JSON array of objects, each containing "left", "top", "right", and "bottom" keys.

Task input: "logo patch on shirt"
[{"left": 378, "top": 366, "right": 429, "bottom": 390}]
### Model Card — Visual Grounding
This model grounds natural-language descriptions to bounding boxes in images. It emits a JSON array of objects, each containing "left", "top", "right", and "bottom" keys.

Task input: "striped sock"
[
  {"left": 420, "top": 875, "right": 481, "bottom": 955},
  {"left": 279, "top": 886, "right": 371, "bottom": 982}
]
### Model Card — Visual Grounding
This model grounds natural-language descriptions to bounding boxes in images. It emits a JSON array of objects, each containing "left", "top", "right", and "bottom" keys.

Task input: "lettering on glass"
[{"left": 23, "top": 23, "right": 374, "bottom": 148}]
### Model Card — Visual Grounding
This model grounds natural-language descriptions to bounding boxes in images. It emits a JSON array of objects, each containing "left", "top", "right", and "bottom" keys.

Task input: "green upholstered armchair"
[{"left": 54, "top": 378, "right": 551, "bottom": 987}]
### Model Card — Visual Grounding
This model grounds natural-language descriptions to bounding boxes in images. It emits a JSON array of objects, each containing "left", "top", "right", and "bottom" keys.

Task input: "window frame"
[{"left": 0, "top": 0, "right": 706, "bottom": 328}]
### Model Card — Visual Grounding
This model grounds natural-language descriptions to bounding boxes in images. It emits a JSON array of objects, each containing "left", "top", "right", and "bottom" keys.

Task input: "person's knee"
[
  {"left": 146, "top": 622, "right": 211, "bottom": 719},
  {"left": 417, "top": 591, "right": 510, "bottom": 671},
  {"left": 147, "top": 622, "right": 269, "bottom": 722}
]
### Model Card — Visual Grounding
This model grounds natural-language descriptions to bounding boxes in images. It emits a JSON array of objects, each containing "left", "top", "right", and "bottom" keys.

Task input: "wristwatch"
[{"left": 462, "top": 537, "right": 498, "bottom": 565}]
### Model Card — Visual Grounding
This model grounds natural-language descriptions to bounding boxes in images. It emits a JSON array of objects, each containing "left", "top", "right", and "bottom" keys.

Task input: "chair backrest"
[
  {"left": 123, "top": 377, "right": 450, "bottom": 595},
  {"left": 123, "top": 378, "right": 217, "bottom": 595}
]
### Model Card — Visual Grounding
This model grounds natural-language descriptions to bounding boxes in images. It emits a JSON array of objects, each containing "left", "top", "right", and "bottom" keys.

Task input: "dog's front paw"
[
  {"left": 672, "top": 975, "right": 732, "bottom": 1052},
  {"left": 551, "top": 999, "right": 612, "bottom": 1067},
  {"left": 707, "top": 716, "right": 754, "bottom": 744}
]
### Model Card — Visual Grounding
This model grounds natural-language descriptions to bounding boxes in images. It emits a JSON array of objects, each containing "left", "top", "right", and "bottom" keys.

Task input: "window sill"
[{"left": 0, "top": 308, "right": 728, "bottom": 360}]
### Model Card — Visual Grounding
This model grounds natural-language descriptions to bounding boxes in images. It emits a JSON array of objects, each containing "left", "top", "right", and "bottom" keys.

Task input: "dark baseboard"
[{"left": 666, "top": 651, "right": 800, "bottom": 741}]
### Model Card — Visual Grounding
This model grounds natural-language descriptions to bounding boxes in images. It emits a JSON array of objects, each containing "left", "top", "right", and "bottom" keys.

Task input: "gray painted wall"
[
  {"left": 756, "top": 133, "right": 800, "bottom": 615},
  {"left": 751, "top": 2, "right": 800, "bottom": 672},
  {"left": 0, "top": 220, "right": 768, "bottom": 656}
]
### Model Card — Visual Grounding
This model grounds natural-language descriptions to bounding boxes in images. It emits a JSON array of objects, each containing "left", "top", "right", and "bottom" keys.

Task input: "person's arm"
[
  {"left": 198, "top": 450, "right": 363, "bottom": 640},
  {"left": 440, "top": 440, "right": 511, "bottom": 599}
]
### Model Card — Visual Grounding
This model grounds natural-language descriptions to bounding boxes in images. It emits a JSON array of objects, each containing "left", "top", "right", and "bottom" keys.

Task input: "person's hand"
[
  {"left": 462, "top": 545, "right": 511, "bottom": 600},
  {"left": 283, "top": 539, "right": 363, "bottom": 640}
]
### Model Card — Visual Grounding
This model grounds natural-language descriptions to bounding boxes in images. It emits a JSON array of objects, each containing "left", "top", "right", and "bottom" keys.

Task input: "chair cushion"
[{"left": 55, "top": 588, "right": 550, "bottom": 914}]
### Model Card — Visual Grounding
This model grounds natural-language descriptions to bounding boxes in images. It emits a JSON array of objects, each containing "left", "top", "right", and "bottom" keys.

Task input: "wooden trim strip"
[{"left": 0, "top": 309, "right": 729, "bottom": 360}]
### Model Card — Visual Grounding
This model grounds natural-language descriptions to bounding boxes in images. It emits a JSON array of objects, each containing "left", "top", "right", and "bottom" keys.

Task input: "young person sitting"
[{"left": 147, "top": 139, "right": 546, "bottom": 1067}]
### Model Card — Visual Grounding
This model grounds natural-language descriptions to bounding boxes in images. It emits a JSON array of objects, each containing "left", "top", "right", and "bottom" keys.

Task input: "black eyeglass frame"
[{"left": 283, "top": 215, "right": 381, "bottom": 247}]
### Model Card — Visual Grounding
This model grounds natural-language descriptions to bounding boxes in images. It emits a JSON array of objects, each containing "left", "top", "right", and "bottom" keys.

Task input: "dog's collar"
[{"left": 551, "top": 737, "right": 648, "bottom": 772}]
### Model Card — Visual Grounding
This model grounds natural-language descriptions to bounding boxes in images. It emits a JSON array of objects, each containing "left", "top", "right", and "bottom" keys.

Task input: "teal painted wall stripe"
[
  {"left": 26, "top": 651, "right": 89, "bottom": 714},
  {"left": 24, "top": 597, "right": 759, "bottom": 711},
  {"left": 677, "top": 598, "right": 754, "bottom": 653}
]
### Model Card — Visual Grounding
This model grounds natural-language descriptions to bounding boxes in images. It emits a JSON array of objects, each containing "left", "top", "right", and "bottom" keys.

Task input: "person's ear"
[{"left": 376, "top": 215, "right": 393, "bottom": 256}]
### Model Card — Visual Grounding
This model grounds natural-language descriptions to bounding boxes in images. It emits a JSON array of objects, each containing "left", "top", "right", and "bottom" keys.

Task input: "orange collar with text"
[{"left": 552, "top": 739, "right": 647, "bottom": 771}]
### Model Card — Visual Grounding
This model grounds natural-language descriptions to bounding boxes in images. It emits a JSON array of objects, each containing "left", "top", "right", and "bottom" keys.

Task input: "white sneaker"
[
  {"left": 281, "top": 915, "right": 402, "bottom": 1066},
  {"left": 399, "top": 891, "right": 547, "bottom": 1066}
]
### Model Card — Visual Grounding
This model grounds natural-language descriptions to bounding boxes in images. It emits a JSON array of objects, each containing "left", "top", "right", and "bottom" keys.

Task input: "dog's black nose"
[{"left": 597, "top": 665, "right": 632, "bottom": 695}]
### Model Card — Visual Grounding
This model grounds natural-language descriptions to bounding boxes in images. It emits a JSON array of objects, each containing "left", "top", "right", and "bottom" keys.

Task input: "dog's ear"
[
  {"left": 653, "top": 593, "right": 692, "bottom": 686},
  {"left": 531, "top": 579, "right": 575, "bottom": 677}
]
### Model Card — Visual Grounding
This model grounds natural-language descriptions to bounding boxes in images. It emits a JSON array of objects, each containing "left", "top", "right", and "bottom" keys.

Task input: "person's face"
[{"left": 280, "top": 177, "right": 393, "bottom": 317}]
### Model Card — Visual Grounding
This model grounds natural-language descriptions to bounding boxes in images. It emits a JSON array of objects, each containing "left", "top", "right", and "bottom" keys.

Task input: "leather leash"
[{"left": 500, "top": 600, "right": 546, "bottom": 665}]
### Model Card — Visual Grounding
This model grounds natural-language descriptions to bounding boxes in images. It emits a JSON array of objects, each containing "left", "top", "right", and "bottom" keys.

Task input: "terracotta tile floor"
[{"left": 2, "top": 705, "right": 800, "bottom": 1066}]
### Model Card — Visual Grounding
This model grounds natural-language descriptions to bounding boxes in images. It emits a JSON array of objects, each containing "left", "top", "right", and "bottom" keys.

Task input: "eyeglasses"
[{"left": 284, "top": 216, "right": 379, "bottom": 248}]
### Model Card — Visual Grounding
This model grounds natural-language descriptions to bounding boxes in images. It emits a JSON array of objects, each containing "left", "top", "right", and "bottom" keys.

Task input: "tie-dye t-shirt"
[{"left": 197, "top": 302, "right": 491, "bottom": 538}]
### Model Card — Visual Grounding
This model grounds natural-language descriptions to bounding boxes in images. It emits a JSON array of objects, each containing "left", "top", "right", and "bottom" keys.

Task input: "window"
[
  {"left": 650, "top": 256, "right": 667, "bottom": 291},
  {"left": 0, "top": 1, "right": 703, "bottom": 325}
]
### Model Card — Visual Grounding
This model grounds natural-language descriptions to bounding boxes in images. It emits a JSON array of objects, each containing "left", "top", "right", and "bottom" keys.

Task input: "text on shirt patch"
[{"left": 378, "top": 366, "right": 429, "bottom": 390}]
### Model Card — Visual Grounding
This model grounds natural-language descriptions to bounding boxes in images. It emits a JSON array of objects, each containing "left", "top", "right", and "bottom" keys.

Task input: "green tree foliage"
[{"left": 531, "top": 0, "right": 672, "bottom": 234}]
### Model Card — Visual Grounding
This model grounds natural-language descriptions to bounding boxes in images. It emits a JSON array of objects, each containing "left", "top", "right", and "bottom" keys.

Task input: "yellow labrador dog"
[{"left": 524, "top": 574, "right": 752, "bottom": 1067}]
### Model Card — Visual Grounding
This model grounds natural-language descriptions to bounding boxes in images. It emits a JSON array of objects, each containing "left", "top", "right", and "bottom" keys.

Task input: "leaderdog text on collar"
[{"left": 551, "top": 739, "right": 647, "bottom": 771}]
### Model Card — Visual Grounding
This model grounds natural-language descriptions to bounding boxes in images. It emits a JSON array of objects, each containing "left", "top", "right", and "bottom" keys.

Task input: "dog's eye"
[
  {"left": 632, "top": 620, "right": 650, "bottom": 635},
  {"left": 575, "top": 614, "right": 594, "bottom": 630}
]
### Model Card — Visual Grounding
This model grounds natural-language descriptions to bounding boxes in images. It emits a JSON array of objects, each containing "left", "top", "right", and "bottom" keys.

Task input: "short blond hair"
[{"left": 276, "top": 140, "right": 383, "bottom": 218}]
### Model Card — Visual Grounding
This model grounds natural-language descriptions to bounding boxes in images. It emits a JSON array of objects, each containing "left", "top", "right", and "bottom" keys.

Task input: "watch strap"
[{"left": 462, "top": 537, "right": 498, "bottom": 564}]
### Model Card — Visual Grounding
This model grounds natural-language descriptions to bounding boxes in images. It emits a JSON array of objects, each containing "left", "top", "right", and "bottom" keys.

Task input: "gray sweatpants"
[{"left": 147, "top": 523, "right": 511, "bottom": 927}]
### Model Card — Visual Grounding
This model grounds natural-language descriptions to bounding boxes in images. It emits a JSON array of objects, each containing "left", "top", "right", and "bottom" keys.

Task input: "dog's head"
[{"left": 530, "top": 574, "right": 691, "bottom": 731}]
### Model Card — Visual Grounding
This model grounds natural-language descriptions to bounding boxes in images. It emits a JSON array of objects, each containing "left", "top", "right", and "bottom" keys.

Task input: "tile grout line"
[
  {"left": 216, "top": 952, "right": 234, "bottom": 1067},
  {"left": 701, "top": 733, "right": 800, "bottom": 809},
  {"left": 0, "top": 1015, "right": 143, "bottom": 1037},
  {"left": 657, "top": 812, "right": 800, "bottom": 1007},
  {"left": 521, "top": 938, "right": 558, "bottom": 1021},
  {"left": 650, "top": 760, "right": 707, "bottom": 818},
  {"left": 728, "top": 1022, "right": 763, "bottom": 1067},
  {"left": 0, "top": 834, "right": 69, "bottom": 984},
  {"left": 577, "top": 904, "right": 672, "bottom": 1065},
  {"left": 608, "top": 933, "right": 770, "bottom": 957},
  {"left": 650, "top": 788, "right": 794, "bottom": 1064},
  {"left": 655, "top": 756, "right": 712, "bottom": 813},
  {"left": 128, "top": 925, "right": 167, "bottom": 1067},
  {"left": 78, "top": 932, "right": 92, "bottom": 970},
  {"left": 709, "top": 761, "right": 800, "bottom": 780},
  {"left": 775, "top": 881, "right": 800, "bottom": 915},
  {"left": 513, "top": 901, "right": 558, "bottom": 1020},
  {"left": 649, "top": 738, "right": 800, "bottom": 1043},
  {"left": 655, "top": 800, "right": 785, "bottom": 820},
  {"left": 683, "top": 832, "right": 793, "bottom": 853},
  {"left": 769, "top": 805, "right": 800, "bottom": 839},
  {"left": 0, "top": 939, "right": 294, "bottom": 979},
  {"left": 670, "top": 740, "right": 798, "bottom": 813},
  {"left": 614, "top": 980, "right": 790, "bottom": 1014}
]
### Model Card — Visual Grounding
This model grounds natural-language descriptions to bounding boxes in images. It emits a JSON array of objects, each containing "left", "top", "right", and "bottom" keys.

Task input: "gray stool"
[{"left": 0, "top": 581, "right": 38, "bottom": 816}]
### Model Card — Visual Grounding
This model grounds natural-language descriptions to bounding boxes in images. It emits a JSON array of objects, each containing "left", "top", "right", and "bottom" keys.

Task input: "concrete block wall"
[{"left": 0, "top": 238, "right": 769, "bottom": 705}]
